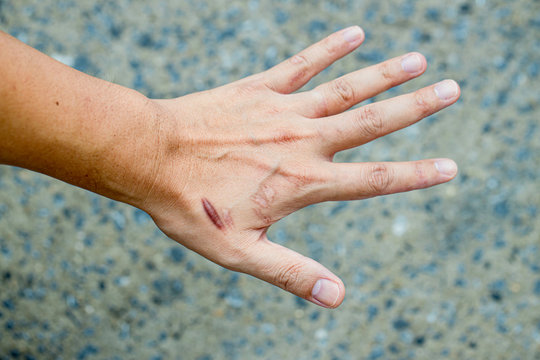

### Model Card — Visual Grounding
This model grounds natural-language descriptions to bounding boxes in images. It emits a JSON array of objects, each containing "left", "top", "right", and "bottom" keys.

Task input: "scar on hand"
[{"left": 202, "top": 198, "right": 225, "bottom": 230}]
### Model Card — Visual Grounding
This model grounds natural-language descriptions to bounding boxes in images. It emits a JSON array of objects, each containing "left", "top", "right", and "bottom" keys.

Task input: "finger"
[
  {"left": 241, "top": 235, "right": 345, "bottom": 308},
  {"left": 319, "top": 79, "right": 460, "bottom": 154},
  {"left": 263, "top": 26, "right": 365, "bottom": 94},
  {"left": 318, "top": 159, "right": 458, "bottom": 202},
  {"left": 294, "top": 52, "right": 427, "bottom": 118}
]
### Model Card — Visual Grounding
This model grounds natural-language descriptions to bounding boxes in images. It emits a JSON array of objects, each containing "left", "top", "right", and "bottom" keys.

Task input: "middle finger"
[
  {"left": 317, "top": 79, "right": 461, "bottom": 155},
  {"left": 291, "top": 52, "right": 427, "bottom": 118}
]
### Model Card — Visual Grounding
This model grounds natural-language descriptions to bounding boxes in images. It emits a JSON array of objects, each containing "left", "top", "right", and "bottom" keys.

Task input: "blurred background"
[{"left": 0, "top": 0, "right": 539, "bottom": 359}]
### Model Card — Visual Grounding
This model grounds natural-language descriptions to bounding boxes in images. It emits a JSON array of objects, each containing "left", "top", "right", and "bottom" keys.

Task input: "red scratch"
[{"left": 202, "top": 198, "right": 224, "bottom": 230}]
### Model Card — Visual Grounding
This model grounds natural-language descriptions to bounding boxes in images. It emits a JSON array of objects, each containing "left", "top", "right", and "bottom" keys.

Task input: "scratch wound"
[
  {"left": 251, "top": 184, "right": 276, "bottom": 208},
  {"left": 202, "top": 198, "right": 224, "bottom": 230},
  {"left": 222, "top": 208, "right": 234, "bottom": 228}
]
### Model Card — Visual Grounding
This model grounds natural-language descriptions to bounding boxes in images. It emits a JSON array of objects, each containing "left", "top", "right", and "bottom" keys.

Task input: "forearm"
[{"left": 0, "top": 31, "right": 162, "bottom": 206}]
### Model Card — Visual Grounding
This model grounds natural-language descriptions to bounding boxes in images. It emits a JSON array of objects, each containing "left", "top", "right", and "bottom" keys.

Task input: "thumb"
[{"left": 241, "top": 236, "right": 345, "bottom": 308}]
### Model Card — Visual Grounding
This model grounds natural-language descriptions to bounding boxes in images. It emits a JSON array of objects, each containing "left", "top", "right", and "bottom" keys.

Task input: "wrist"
[{"left": 86, "top": 90, "right": 170, "bottom": 209}]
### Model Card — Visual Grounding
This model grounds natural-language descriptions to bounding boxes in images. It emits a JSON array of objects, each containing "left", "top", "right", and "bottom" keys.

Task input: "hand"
[{"left": 137, "top": 26, "right": 460, "bottom": 308}]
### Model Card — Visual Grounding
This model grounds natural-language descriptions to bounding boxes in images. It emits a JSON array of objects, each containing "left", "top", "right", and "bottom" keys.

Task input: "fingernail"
[
  {"left": 434, "top": 80, "right": 459, "bottom": 100},
  {"left": 401, "top": 53, "right": 423, "bottom": 74},
  {"left": 312, "top": 279, "right": 340, "bottom": 307},
  {"left": 343, "top": 26, "right": 364, "bottom": 44},
  {"left": 435, "top": 159, "right": 458, "bottom": 176}
]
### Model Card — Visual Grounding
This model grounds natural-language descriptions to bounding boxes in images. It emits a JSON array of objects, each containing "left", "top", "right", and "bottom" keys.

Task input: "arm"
[
  {"left": 0, "top": 31, "right": 163, "bottom": 206},
  {"left": 0, "top": 27, "right": 459, "bottom": 308}
]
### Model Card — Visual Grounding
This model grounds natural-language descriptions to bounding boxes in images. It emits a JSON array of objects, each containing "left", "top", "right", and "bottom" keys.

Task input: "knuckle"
[
  {"left": 289, "top": 54, "right": 311, "bottom": 71},
  {"left": 311, "top": 89, "right": 330, "bottom": 117},
  {"left": 254, "top": 123, "right": 317, "bottom": 145},
  {"left": 289, "top": 170, "right": 312, "bottom": 188},
  {"left": 289, "top": 54, "right": 309, "bottom": 66},
  {"left": 271, "top": 126, "right": 305, "bottom": 144},
  {"left": 232, "top": 81, "right": 264, "bottom": 97},
  {"left": 331, "top": 78, "right": 356, "bottom": 104},
  {"left": 355, "top": 106, "right": 385, "bottom": 136},
  {"left": 295, "top": 125, "right": 320, "bottom": 144},
  {"left": 414, "top": 90, "right": 433, "bottom": 117},
  {"left": 366, "top": 164, "right": 393, "bottom": 194},
  {"left": 415, "top": 162, "right": 429, "bottom": 188},
  {"left": 280, "top": 162, "right": 321, "bottom": 189},
  {"left": 320, "top": 36, "right": 339, "bottom": 57},
  {"left": 273, "top": 262, "right": 304, "bottom": 292},
  {"left": 288, "top": 54, "right": 311, "bottom": 86},
  {"left": 378, "top": 62, "right": 393, "bottom": 82}
]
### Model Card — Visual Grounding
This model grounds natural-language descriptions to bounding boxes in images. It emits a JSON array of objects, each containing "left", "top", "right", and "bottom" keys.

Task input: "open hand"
[{"left": 140, "top": 26, "right": 460, "bottom": 308}]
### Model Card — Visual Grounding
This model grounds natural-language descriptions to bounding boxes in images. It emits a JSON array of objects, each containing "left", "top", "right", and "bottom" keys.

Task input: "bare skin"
[{"left": 0, "top": 26, "right": 459, "bottom": 308}]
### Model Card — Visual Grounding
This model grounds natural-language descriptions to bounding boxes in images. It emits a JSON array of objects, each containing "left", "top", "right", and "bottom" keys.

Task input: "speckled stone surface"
[{"left": 1, "top": 0, "right": 539, "bottom": 359}]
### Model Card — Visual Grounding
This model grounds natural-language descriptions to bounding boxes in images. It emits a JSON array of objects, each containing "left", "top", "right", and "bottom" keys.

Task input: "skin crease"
[{"left": 0, "top": 26, "right": 460, "bottom": 308}]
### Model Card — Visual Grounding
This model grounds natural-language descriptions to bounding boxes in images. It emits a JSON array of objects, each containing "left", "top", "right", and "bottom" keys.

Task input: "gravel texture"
[{"left": 0, "top": 0, "right": 539, "bottom": 359}]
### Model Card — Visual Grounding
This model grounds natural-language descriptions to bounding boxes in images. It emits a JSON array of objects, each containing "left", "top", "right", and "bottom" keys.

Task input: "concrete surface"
[{"left": 0, "top": 0, "right": 539, "bottom": 359}]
